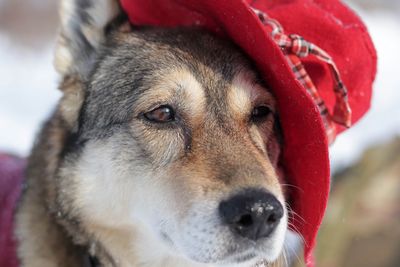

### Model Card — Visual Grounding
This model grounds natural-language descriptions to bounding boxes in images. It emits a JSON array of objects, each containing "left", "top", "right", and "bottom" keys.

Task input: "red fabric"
[
  {"left": 120, "top": 0, "right": 377, "bottom": 266},
  {"left": 0, "top": 154, "right": 25, "bottom": 267},
  {"left": 252, "top": 10, "right": 352, "bottom": 143}
]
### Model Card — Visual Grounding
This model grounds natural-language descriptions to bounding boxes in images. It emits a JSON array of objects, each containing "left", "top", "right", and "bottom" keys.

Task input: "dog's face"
[{"left": 55, "top": 1, "right": 287, "bottom": 266}]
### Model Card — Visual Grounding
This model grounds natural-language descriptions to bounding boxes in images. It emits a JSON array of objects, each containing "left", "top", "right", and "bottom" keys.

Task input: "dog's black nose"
[{"left": 219, "top": 189, "right": 284, "bottom": 240}]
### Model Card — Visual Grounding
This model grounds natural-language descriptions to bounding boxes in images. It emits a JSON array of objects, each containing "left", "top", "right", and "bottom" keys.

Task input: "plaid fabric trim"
[{"left": 251, "top": 8, "right": 352, "bottom": 144}]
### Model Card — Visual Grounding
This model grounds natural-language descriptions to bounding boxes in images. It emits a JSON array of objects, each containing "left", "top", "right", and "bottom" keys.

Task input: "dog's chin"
[
  {"left": 213, "top": 246, "right": 282, "bottom": 267},
  {"left": 160, "top": 232, "right": 281, "bottom": 266},
  {"left": 216, "top": 251, "right": 262, "bottom": 267},
  {"left": 190, "top": 250, "right": 274, "bottom": 267}
]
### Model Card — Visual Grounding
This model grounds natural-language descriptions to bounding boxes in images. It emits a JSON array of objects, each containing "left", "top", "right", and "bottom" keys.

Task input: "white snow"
[
  {"left": 0, "top": 3, "right": 399, "bottom": 173},
  {"left": 0, "top": 35, "right": 61, "bottom": 155}
]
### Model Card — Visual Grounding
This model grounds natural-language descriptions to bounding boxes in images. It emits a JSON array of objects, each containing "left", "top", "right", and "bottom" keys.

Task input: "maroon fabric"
[
  {"left": 119, "top": 0, "right": 377, "bottom": 265},
  {"left": 0, "top": 154, "right": 25, "bottom": 267}
]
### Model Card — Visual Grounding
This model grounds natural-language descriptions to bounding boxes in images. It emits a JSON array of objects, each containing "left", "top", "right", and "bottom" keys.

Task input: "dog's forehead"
[
  {"left": 119, "top": 29, "right": 268, "bottom": 107},
  {"left": 111, "top": 28, "right": 252, "bottom": 83}
]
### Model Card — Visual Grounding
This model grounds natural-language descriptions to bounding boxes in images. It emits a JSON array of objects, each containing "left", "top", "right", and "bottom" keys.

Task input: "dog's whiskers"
[
  {"left": 280, "top": 183, "right": 303, "bottom": 192},
  {"left": 285, "top": 203, "right": 306, "bottom": 223},
  {"left": 282, "top": 240, "right": 303, "bottom": 267}
]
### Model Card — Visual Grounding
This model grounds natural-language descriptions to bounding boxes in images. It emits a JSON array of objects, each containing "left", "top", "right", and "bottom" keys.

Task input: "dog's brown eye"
[
  {"left": 144, "top": 105, "right": 175, "bottom": 123},
  {"left": 251, "top": 105, "right": 272, "bottom": 122}
]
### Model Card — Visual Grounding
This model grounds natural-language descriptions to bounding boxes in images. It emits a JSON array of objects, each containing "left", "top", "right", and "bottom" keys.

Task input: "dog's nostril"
[
  {"left": 235, "top": 214, "right": 253, "bottom": 228},
  {"left": 219, "top": 188, "right": 284, "bottom": 240},
  {"left": 267, "top": 213, "right": 278, "bottom": 224}
]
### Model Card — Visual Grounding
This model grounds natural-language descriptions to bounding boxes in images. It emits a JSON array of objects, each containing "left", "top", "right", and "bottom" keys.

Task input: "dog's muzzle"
[{"left": 218, "top": 188, "right": 284, "bottom": 241}]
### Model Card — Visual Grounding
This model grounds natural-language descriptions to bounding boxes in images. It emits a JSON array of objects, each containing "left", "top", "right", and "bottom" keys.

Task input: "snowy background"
[{"left": 0, "top": 0, "right": 399, "bottom": 173}]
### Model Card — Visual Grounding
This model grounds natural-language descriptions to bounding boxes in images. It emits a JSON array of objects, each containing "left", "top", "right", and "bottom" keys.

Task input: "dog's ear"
[
  {"left": 54, "top": 0, "right": 123, "bottom": 79},
  {"left": 55, "top": 0, "right": 124, "bottom": 129}
]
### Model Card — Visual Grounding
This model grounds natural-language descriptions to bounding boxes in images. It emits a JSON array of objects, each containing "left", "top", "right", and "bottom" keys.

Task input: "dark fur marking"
[
  {"left": 105, "top": 12, "right": 128, "bottom": 34},
  {"left": 59, "top": 130, "right": 87, "bottom": 162},
  {"left": 273, "top": 114, "right": 284, "bottom": 146},
  {"left": 75, "top": 0, "right": 95, "bottom": 25}
]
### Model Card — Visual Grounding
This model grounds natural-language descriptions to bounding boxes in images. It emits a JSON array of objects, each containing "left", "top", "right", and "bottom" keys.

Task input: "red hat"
[{"left": 120, "top": 0, "right": 377, "bottom": 265}]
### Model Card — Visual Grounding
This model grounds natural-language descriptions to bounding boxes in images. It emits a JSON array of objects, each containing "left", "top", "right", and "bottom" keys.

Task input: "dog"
[{"left": 14, "top": 0, "right": 291, "bottom": 266}]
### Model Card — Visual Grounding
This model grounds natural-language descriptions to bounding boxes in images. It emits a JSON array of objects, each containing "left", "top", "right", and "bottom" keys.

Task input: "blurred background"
[{"left": 0, "top": 0, "right": 399, "bottom": 266}]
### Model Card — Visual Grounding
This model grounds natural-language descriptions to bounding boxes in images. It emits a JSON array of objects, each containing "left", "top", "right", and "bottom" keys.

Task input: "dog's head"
[{"left": 54, "top": 0, "right": 287, "bottom": 265}]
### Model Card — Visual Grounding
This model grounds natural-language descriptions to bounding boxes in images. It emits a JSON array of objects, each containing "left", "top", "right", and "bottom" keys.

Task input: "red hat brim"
[{"left": 120, "top": 0, "right": 377, "bottom": 265}]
